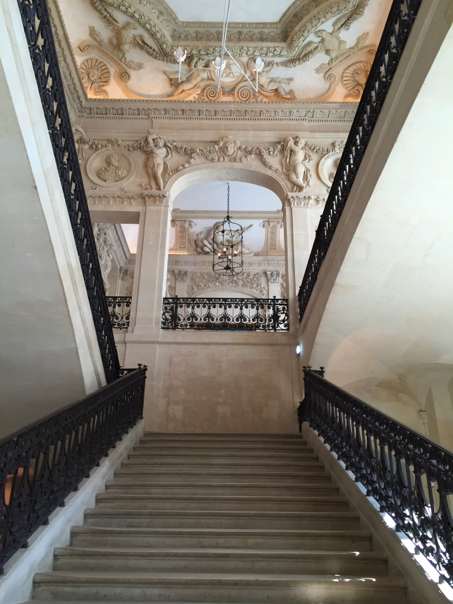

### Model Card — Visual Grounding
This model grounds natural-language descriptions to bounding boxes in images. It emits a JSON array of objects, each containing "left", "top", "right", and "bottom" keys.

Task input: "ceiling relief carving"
[
  {"left": 79, "top": 58, "right": 111, "bottom": 97},
  {"left": 77, "top": 128, "right": 344, "bottom": 197},
  {"left": 53, "top": 0, "right": 391, "bottom": 104}
]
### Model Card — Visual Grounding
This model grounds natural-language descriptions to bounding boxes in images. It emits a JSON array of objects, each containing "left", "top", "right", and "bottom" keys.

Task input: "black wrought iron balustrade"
[
  {"left": 300, "top": 368, "right": 453, "bottom": 586},
  {"left": 298, "top": 0, "right": 423, "bottom": 322},
  {"left": 106, "top": 296, "right": 132, "bottom": 330},
  {"left": 162, "top": 297, "right": 289, "bottom": 332},
  {"left": 16, "top": 0, "right": 119, "bottom": 382},
  {"left": 0, "top": 367, "right": 146, "bottom": 574}
]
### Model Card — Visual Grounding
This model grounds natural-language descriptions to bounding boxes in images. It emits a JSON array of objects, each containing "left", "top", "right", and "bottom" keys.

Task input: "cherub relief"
[
  {"left": 141, "top": 131, "right": 173, "bottom": 191},
  {"left": 247, "top": 59, "right": 295, "bottom": 100},
  {"left": 282, "top": 137, "right": 312, "bottom": 192},
  {"left": 165, "top": 58, "right": 209, "bottom": 97}
]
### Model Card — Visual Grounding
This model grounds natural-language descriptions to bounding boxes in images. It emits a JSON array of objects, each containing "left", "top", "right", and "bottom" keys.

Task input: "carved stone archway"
[{"left": 166, "top": 163, "right": 289, "bottom": 209}]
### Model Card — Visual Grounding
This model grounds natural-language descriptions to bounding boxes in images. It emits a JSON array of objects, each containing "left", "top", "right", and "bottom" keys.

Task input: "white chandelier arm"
[
  {"left": 225, "top": 48, "right": 257, "bottom": 92},
  {"left": 217, "top": 0, "right": 232, "bottom": 91}
]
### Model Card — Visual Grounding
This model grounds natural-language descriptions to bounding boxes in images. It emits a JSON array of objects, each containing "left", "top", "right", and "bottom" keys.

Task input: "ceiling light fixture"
[
  {"left": 174, "top": 0, "right": 262, "bottom": 94},
  {"left": 212, "top": 183, "right": 244, "bottom": 277}
]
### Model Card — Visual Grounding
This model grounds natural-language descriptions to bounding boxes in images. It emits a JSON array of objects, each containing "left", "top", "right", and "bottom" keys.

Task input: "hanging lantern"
[{"left": 212, "top": 183, "right": 243, "bottom": 276}]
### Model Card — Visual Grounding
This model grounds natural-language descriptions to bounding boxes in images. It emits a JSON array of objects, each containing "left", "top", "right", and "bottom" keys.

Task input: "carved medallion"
[{"left": 87, "top": 147, "right": 136, "bottom": 187}]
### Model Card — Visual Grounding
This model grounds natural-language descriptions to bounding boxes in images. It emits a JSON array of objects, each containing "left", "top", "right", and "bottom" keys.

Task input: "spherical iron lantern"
[{"left": 212, "top": 183, "right": 243, "bottom": 276}]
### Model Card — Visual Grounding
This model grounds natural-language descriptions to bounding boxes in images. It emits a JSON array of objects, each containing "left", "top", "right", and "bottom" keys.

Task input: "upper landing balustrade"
[
  {"left": 106, "top": 297, "right": 289, "bottom": 332},
  {"left": 162, "top": 297, "right": 289, "bottom": 332}
]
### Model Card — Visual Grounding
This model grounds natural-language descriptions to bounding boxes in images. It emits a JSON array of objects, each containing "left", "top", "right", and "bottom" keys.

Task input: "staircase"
[{"left": 27, "top": 433, "right": 406, "bottom": 603}]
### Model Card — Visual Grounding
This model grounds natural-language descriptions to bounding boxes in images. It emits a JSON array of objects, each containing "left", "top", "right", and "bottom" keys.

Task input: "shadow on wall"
[{"left": 339, "top": 364, "right": 453, "bottom": 451}]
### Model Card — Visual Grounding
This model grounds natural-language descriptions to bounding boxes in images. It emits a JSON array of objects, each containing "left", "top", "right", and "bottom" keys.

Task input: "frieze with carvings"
[
  {"left": 79, "top": 129, "right": 345, "bottom": 196},
  {"left": 186, "top": 272, "right": 267, "bottom": 298}
]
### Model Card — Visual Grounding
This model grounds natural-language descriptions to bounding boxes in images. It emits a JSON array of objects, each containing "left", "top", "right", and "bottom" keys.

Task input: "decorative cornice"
[
  {"left": 168, "top": 255, "right": 286, "bottom": 269},
  {"left": 172, "top": 210, "right": 283, "bottom": 220},
  {"left": 76, "top": 103, "right": 358, "bottom": 123}
]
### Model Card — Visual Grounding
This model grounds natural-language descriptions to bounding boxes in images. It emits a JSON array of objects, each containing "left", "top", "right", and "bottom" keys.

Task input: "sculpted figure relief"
[
  {"left": 282, "top": 137, "right": 312, "bottom": 192},
  {"left": 165, "top": 58, "right": 209, "bottom": 97},
  {"left": 141, "top": 131, "right": 173, "bottom": 190},
  {"left": 248, "top": 59, "right": 295, "bottom": 100},
  {"left": 194, "top": 223, "right": 254, "bottom": 256},
  {"left": 96, "top": 154, "right": 128, "bottom": 183}
]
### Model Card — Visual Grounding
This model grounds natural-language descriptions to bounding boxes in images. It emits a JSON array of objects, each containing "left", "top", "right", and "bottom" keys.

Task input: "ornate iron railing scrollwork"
[
  {"left": 106, "top": 296, "right": 132, "bottom": 330},
  {"left": 16, "top": 0, "right": 120, "bottom": 382},
  {"left": 298, "top": 0, "right": 423, "bottom": 322},
  {"left": 0, "top": 367, "right": 146, "bottom": 574},
  {"left": 301, "top": 368, "right": 453, "bottom": 586},
  {"left": 162, "top": 297, "right": 289, "bottom": 332}
]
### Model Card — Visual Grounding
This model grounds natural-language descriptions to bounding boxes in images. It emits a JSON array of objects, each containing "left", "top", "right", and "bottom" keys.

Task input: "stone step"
[
  {"left": 71, "top": 527, "right": 373, "bottom": 551},
  {"left": 126, "top": 453, "right": 318, "bottom": 464},
  {"left": 142, "top": 433, "right": 305, "bottom": 442},
  {"left": 83, "top": 509, "right": 360, "bottom": 530},
  {"left": 105, "top": 481, "right": 337, "bottom": 497},
  {"left": 33, "top": 572, "right": 406, "bottom": 603},
  {"left": 53, "top": 547, "right": 388, "bottom": 575},
  {"left": 95, "top": 493, "right": 349, "bottom": 512},
  {"left": 134, "top": 439, "right": 312, "bottom": 455},
  {"left": 119, "top": 461, "right": 322, "bottom": 473},
  {"left": 113, "top": 468, "right": 326, "bottom": 483}
]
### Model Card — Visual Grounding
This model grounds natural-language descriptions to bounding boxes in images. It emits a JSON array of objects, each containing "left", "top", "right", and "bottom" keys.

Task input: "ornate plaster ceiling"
[
  {"left": 164, "top": 0, "right": 296, "bottom": 23},
  {"left": 53, "top": 0, "right": 391, "bottom": 104}
]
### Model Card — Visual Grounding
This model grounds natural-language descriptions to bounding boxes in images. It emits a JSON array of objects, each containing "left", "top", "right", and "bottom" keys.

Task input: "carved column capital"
[
  {"left": 266, "top": 271, "right": 281, "bottom": 284},
  {"left": 285, "top": 194, "right": 327, "bottom": 208},
  {"left": 143, "top": 191, "right": 169, "bottom": 206},
  {"left": 174, "top": 270, "right": 189, "bottom": 283}
]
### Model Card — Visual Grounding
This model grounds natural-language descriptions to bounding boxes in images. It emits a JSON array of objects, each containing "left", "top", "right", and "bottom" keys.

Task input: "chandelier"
[{"left": 212, "top": 183, "right": 243, "bottom": 276}]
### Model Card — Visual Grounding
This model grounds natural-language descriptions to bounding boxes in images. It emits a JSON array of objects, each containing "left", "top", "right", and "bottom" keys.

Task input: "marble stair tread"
[
  {"left": 105, "top": 479, "right": 335, "bottom": 489},
  {"left": 141, "top": 433, "right": 307, "bottom": 440},
  {"left": 96, "top": 494, "right": 344, "bottom": 503},
  {"left": 84, "top": 509, "right": 358, "bottom": 519},
  {"left": 35, "top": 571, "right": 404, "bottom": 581},
  {"left": 124, "top": 456, "right": 318, "bottom": 464},
  {"left": 54, "top": 547, "right": 386, "bottom": 558},
  {"left": 133, "top": 440, "right": 312, "bottom": 455},
  {"left": 53, "top": 547, "right": 388, "bottom": 573},
  {"left": 33, "top": 572, "right": 406, "bottom": 603},
  {"left": 114, "top": 467, "right": 324, "bottom": 476},
  {"left": 104, "top": 482, "right": 339, "bottom": 496},
  {"left": 71, "top": 526, "right": 371, "bottom": 538},
  {"left": 95, "top": 494, "right": 347, "bottom": 509},
  {"left": 83, "top": 509, "right": 360, "bottom": 530}
]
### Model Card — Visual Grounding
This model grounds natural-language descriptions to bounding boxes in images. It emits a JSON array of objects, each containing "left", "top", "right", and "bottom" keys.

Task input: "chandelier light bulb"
[
  {"left": 213, "top": 56, "right": 226, "bottom": 72},
  {"left": 254, "top": 56, "right": 264, "bottom": 72},
  {"left": 174, "top": 47, "right": 187, "bottom": 63}
]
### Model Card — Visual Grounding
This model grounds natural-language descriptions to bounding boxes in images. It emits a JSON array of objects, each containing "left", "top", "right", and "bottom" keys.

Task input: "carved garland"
[{"left": 76, "top": 129, "right": 345, "bottom": 194}]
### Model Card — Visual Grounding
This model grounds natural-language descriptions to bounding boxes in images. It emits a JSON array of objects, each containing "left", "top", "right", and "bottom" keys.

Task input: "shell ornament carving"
[
  {"left": 79, "top": 58, "right": 111, "bottom": 98},
  {"left": 341, "top": 61, "right": 371, "bottom": 101}
]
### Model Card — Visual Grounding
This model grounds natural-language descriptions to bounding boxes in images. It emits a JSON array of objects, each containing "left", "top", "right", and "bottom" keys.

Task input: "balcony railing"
[
  {"left": 106, "top": 297, "right": 132, "bottom": 330},
  {"left": 17, "top": 0, "right": 119, "bottom": 382},
  {"left": 0, "top": 367, "right": 146, "bottom": 574},
  {"left": 162, "top": 297, "right": 289, "bottom": 332},
  {"left": 300, "top": 368, "right": 453, "bottom": 587},
  {"left": 298, "top": 0, "right": 423, "bottom": 322}
]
